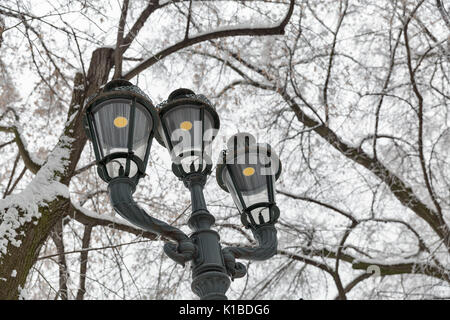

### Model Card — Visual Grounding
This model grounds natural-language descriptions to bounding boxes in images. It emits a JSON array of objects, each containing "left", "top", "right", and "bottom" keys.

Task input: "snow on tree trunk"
[{"left": 0, "top": 47, "right": 114, "bottom": 299}]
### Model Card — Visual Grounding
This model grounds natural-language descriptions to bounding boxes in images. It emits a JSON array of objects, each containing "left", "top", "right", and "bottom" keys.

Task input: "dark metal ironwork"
[
  {"left": 83, "top": 79, "right": 159, "bottom": 184},
  {"left": 181, "top": 173, "right": 231, "bottom": 300},
  {"left": 155, "top": 88, "right": 219, "bottom": 178},
  {"left": 222, "top": 225, "right": 277, "bottom": 279},
  {"left": 108, "top": 177, "right": 196, "bottom": 266},
  {"left": 84, "top": 83, "right": 282, "bottom": 300},
  {"left": 216, "top": 133, "right": 282, "bottom": 229}
]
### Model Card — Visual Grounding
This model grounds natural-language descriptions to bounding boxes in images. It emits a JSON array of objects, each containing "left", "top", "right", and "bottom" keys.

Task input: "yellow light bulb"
[
  {"left": 180, "top": 121, "right": 193, "bottom": 131},
  {"left": 243, "top": 167, "right": 255, "bottom": 177},
  {"left": 114, "top": 117, "right": 128, "bottom": 128}
]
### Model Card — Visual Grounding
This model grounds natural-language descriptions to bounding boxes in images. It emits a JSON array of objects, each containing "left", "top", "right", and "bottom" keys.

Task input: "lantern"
[
  {"left": 155, "top": 88, "right": 220, "bottom": 177},
  {"left": 83, "top": 79, "right": 158, "bottom": 184},
  {"left": 216, "top": 133, "right": 282, "bottom": 229}
]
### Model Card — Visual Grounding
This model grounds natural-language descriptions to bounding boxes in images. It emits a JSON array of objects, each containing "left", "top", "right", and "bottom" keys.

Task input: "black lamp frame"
[
  {"left": 83, "top": 80, "right": 159, "bottom": 185},
  {"left": 84, "top": 82, "right": 282, "bottom": 300},
  {"left": 155, "top": 89, "right": 220, "bottom": 178},
  {"left": 216, "top": 144, "right": 282, "bottom": 229}
]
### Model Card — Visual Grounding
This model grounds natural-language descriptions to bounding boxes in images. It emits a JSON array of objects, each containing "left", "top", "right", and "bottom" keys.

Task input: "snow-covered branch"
[
  {"left": 69, "top": 202, "right": 160, "bottom": 241},
  {"left": 0, "top": 123, "right": 43, "bottom": 174},
  {"left": 279, "top": 248, "right": 450, "bottom": 283},
  {"left": 123, "top": 0, "right": 295, "bottom": 79},
  {"left": 352, "top": 258, "right": 450, "bottom": 283}
]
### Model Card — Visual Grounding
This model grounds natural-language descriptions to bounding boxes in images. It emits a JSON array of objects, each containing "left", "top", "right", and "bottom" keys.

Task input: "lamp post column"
[{"left": 183, "top": 173, "right": 231, "bottom": 300}]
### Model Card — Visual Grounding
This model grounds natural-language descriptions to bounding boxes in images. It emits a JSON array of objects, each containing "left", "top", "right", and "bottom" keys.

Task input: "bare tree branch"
[
  {"left": 323, "top": 0, "right": 348, "bottom": 125},
  {"left": 277, "top": 189, "right": 358, "bottom": 223},
  {"left": 436, "top": 0, "right": 450, "bottom": 30},
  {"left": 69, "top": 202, "right": 159, "bottom": 241},
  {"left": 123, "top": 0, "right": 295, "bottom": 79},
  {"left": 184, "top": 0, "right": 193, "bottom": 40},
  {"left": 334, "top": 273, "right": 373, "bottom": 299},
  {"left": 280, "top": 248, "right": 450, "bottom": 283},
  {"left": 113, "top": 0, "right": 130, "bottom": 79},
  {"left": 250, "top": 82, "right": 450, "bottom": 252},
  {"left": 119, "top": 1, "right": 160, "bottom": 56},
  {"left": 0, "top": 124, "right": 42, "bottom": 174},
  {"left": 403, "top": 14, "right": 444, "bottom": 221},
  {"left": 51, "top": 221, "right": 70, "bottom": 300},
  {"left": 76, "top": 224, "right": 92, "bottom": 300}
]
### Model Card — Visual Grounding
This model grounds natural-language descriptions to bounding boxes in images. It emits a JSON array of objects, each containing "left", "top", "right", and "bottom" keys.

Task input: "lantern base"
[
  {"left": 191, "top": 271, "right": 231, "bottom": 300},
  {"left": 171, "top": 154, "right": 212, "bottom": 179}
]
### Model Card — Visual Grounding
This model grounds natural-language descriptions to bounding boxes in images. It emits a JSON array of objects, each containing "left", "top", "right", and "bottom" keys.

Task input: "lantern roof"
[
  {"left": 83, "top": 79, "right": 157, "bottom": 140},
  {"left": 154, "top": 88, "right": 220, "bottom": 147}
]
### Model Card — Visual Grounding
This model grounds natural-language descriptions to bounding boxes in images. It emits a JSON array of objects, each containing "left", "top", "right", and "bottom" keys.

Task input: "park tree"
[{"left": 0, "top": 0, "right": 449, "bottom": 300}]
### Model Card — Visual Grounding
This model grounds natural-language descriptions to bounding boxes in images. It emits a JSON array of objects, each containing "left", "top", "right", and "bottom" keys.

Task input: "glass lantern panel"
[
  {"left": 93, "top": 99, "right": 131, "bottom": 157},
  {"left": 250, "top": 207, "right": 271, "bottom": 225},
  {"left": 106, "top": 159, "right": 138, "bottom": 178},
  {"left": 223, "top": 170, "right": 244, "bottom": 212},
  {"left": 223, "top": 152, "right": 275, "bottom": 225},
  {"left": 161, "top": 105, "right": 200, "bottom": 154},
  {"left": 202, "top": 110, "right": 215, "bottom": 153},
  {"left": 161, "top": 105, "right": 215, "bottom": 171},
  {"left": 93, "top": 99, "right": 152, "bottom": 179},
  {"left": 132, "top": 103, "right": 153, "bottom": 160},
  {"left": 180, "top": 154, "right": 204, "bottom": 173}
]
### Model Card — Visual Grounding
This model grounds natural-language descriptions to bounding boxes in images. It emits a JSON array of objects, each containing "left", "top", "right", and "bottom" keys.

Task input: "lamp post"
[{"left": 83, "top": 80, "right": 282, "bottom": 300}]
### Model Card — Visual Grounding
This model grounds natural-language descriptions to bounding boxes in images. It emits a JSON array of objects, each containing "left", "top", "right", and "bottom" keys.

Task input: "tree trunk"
[{"left": 0, "top": 47, "right": 114, "bottom": 299}]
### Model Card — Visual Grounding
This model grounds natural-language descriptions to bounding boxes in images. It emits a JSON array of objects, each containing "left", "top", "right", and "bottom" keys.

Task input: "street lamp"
[
  {"left": 83, "top": 80, "right": 282, "bottom": 300},
  {"left": 216, "top": 132, "right": 281, "bottom": 281},
  {"left": 83, "top": 79, "right": 158, "bottom": 184},
  {"left": 155, "top": 88, "right": 220, "bottom": 177},
  {"left": 216, "top": 132, "right": 282, "bottom": 229}
]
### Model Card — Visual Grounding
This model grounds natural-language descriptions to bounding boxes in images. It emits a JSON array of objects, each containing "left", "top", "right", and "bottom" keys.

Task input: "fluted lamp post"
[{"left": 83, "top": 80, "right": 283, "bottom": 300}]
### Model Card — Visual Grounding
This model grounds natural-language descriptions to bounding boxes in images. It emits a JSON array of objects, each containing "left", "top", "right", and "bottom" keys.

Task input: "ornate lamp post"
[{"left": 83, "top": 80, "right": 282, "bottom": 300}]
